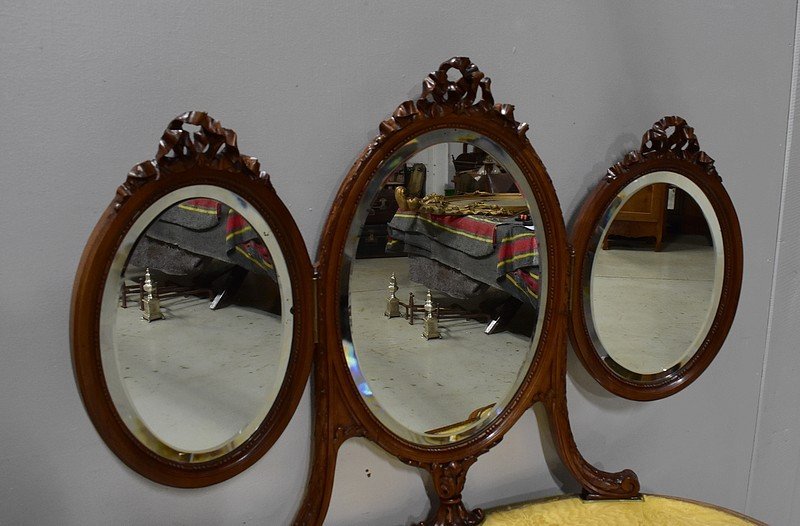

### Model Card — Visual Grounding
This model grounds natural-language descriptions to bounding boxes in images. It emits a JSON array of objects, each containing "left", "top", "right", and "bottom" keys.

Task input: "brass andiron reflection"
[
  {"left": 422, "top": 290, "right": 441, "bottom": 340},
  {"left": 141, "top": 268, "right": 164, "bottom": 322},
  {"left": 383, "top": 274, "right": 491, "bottom": 334},
  {"left": 385, "top": 273, "right": 402, "bottom": 318}
]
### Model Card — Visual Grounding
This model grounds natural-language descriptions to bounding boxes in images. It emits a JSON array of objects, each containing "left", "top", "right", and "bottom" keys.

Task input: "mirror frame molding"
[
  {"left": 70, "top": 112, "right": 314, "bottom": 487},
  {"left": 72, "top": 78, "right": 753, "bottom": 526},
  {"left": 297, "top": 58, "right": 640, "bottom": 526},
  {"left": 568, "top": 116, "right": 743, "bottom": 401}
]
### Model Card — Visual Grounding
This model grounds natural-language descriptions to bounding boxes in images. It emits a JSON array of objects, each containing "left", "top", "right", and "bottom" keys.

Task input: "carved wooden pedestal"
[
  {"left": 294, "top": 57, "right": 641, "bottom": 526},
  {"left": 293, "top": 319, "right": 640, "bottom": 526},
  {"left": 415, "top": 459, "right": 484, "bottom": 526}
]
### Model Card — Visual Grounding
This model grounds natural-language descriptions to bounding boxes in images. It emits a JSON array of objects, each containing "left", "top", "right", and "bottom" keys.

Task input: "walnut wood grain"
[
  {"left": 568, "top": 116, "right": 743, "bottom": 401},
  {"left": 296, "top": 58, "right": 638, "bottom": 526},
  {"left": 412, "top": 458, "right": 485, "bottom": 526},
  {"left": 71, "top": 113, "right": 314, "bottom": 487},
  {"left": 540, "top": 325, "right": 639, "bottom": 499}
]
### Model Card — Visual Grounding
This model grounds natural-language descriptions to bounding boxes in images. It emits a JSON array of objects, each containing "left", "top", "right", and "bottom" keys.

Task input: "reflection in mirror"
[
  {"left": 589, "top": 175, "right": 723, "bottom": 377},
  {"left": 103, "top": 190, "right": 292, "bottom": 461},
  {"left": 347, "top": 134, "right": 545, "bottom": 443}
]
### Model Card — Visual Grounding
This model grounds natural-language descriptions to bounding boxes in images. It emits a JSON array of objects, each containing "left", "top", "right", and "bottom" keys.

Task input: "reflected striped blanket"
[
  {"left": 137, "top": 198, "right": 275, "bottom": 279},
  {"left": 386, "top": 212, "right": 539, "bottom": 303}
]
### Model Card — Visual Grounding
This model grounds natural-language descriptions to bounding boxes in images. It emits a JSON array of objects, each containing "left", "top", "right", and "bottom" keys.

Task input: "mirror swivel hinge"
[{"left": 312, "top": 268, "right": 320, "bottom": 344}]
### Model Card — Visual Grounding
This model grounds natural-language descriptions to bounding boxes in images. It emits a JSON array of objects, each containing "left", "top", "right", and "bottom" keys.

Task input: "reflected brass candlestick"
[
  {"left": 422, "top": 289, "right": 440, "bottom": 340},
  {"left": 141, "top": 268, "right": 164, "bottom": 322},
  {"left": 385, "top": 273, "right": 401, "bottom": 318}
]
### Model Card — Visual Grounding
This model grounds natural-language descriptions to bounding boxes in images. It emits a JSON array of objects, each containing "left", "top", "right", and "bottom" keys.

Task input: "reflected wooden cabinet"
[
  {"left": 356, "top": 181, "right": 403, "bottom": 258},
  {"left": 603, "top": 183, "right": 667, "bottom": 251}
]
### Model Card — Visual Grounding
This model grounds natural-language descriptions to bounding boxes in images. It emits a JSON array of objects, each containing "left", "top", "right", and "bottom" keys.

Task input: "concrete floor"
[
  {"left": 114, "top": 293, "right": 285, "bottom": 453},
  {"left": 349, "top": 257, "right": 536, "bottom": 436},
  {"left": 108, "top": 234, "right": 715, "bottom": 451},
  {"left": 590, "top": 235, "right": 717, "bottom": 375}
]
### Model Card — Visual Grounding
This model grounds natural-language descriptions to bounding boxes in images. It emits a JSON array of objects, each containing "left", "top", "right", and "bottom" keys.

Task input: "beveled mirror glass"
[
  {"left": 102, "top": 187, "right": 293, "bottom": 461},
  {"left": 569, "top": 116, "right": 743, "bottom": 400},
  {"left": 586, "top": 173, "right": 723, "bottom": 378},
  {"left": 343, "top": 130, "right": 547, "bottom": 445},
  {"left": 71, "top": 112, "right": 313, "bottom": 486},
  {"left": 306, "top": 58, "right": 574, "bottom": 525}
]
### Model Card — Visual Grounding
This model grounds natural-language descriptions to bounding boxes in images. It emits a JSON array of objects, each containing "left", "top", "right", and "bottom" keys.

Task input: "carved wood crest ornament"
[
  {"left": 299, "top": 57, "right": 641, "bottom": 526},
  {"left": 69, "top": 57, "right": 744, "bottom": 526},
  {"left": 608, "top": 115, "right": 719, "bottom": 182},
  {"left": 571, "top": 115, "right": 742, "bottom": 401},
  {"left": 372, "top": 58, "right": 529, "bottom": 156},
  {"left": 113, "top": 111, "right": 269, "bottom": 210}
]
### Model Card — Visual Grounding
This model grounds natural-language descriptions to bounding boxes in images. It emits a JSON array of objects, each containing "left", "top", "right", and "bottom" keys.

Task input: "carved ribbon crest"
[
  {"left": 374, "top": 57, "right": 529, "bottom": 154},
  {"left": 607, "top": 116, "right": 718, "bottom": 181},
  {"left": 113, "top": 111, "right": 269, "bottom": 210}
]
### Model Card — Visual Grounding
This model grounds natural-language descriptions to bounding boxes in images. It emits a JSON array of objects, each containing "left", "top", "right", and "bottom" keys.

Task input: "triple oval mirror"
[{"left": 71, "top": 58, "right": 742, "bottom": 525}]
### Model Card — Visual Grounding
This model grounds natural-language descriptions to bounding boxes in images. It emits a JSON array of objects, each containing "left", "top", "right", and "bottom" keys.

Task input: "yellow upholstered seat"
[{"left": 483, "top": 494, "right": 763, "bottom": 526}]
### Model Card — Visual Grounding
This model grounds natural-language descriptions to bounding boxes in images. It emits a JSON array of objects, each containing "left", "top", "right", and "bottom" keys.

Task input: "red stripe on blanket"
[
  {"left": 226, "top": 211, "right": 274, "bottom": 269},
  {"left": 181, "top": 198, "right": 274, "bottom": 271},
  {"left": 497, "top": 235, "right": 539, "bottom": 261},
  {"left": 426, "top": 214, "right": 498, "bottom": 242},
  {"left": 226, "top": 210, "right": 250, "bottom": 233},
  {"left": 182, "top": 198, "right": 222, "bottom": 212},
  {"left": 238, "top": 240, "right": 274, "bottom": 270},
  {"left": 513, "top": 269, "right": 540, "bottom": 296}
]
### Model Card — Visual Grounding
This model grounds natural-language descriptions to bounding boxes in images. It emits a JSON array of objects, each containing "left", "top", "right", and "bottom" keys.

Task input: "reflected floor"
[
  {"left": 350, "top": 257, "right": 532, "bottom": 436},
  {"left": 591, "top": 235, "right": 716, "bottom": 374},
  {"left": 115, "top": 296, "right": 283, "bottom": 452}
]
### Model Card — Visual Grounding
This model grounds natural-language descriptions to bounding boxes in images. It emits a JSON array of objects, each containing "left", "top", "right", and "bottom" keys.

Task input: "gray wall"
[{"left": 1, "top": 1, "right": 798, "bottom": 524}]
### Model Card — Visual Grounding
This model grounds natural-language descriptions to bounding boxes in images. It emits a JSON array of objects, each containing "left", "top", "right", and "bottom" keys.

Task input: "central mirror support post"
[
  {"left": 297, "top": 57, "right": 641, "bottom": 526},
  {"left": 541, "top": 325, "right": 640, "bottom": 500},
  {"left": 294, "top": 334, "right": 365, "bottom": 526},
  {"left": 414, "top": 458, "right": 484, "bottom": 526}
]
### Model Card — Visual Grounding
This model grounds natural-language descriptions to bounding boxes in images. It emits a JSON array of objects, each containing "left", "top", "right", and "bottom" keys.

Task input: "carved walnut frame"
[
  {"left": 70, "top": 112, "right": 314, "bottom": 487},
  {"left": 295, "top": 58, "right": 640, "bottom": 526},
  {"left": 67, "top": 63, "right": 747, "bottom": 526},
  {"left": 568, "top": 116, "right": 744, "bottom": 401}
]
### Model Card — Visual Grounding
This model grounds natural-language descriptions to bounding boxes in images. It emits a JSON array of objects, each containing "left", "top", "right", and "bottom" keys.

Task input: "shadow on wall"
[
  {"left": 563, "top": 130, "right": 643, "bottom": 410},
  {"left": 565, "top": 132, "right": 639, "bottom": 229}
]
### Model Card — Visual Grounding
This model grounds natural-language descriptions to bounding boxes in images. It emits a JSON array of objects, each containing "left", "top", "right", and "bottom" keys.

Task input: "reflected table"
[{"left": 483, "top": 494, "right": 764, "bottom": 525}]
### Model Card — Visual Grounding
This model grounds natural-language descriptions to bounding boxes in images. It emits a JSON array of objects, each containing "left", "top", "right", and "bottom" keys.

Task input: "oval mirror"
[
  {"left": 569, "top": 117, "right": 743, "bottom": 400},
  {"left": 108, "top": 190, "right": 291, "bottom": 460},
  {"left": 307, "top": 60, "right": 636, "bottom": 525},
  {"left": 71, "top": 113, "right": 313, "bottom": 486},
  {"left": 316, "top": 58, "right": 567, "bottom": 467},
  {"left": 345, "top": 132, "right": 547, "bottom": 444}
]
